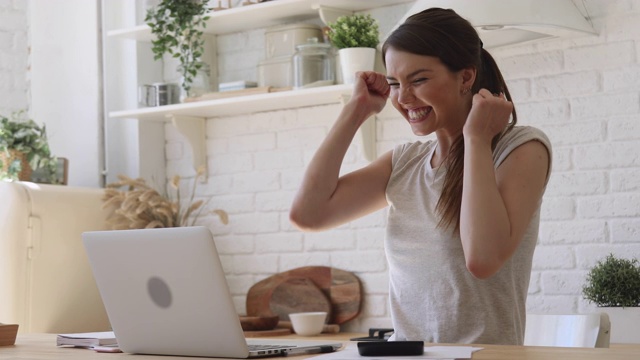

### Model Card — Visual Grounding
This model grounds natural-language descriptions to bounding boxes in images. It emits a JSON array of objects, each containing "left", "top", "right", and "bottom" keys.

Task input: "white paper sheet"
[
  {"left": 306, "top": 343, "right": 483, "bottom": 360},
  {"left": 56, "top": 331, "right": 117, "bottom": 347}
]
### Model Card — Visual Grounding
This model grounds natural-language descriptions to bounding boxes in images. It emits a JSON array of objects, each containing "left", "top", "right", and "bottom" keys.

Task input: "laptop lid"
[{"left": 83, "top": 226, "right": 341, "bottom": 358}]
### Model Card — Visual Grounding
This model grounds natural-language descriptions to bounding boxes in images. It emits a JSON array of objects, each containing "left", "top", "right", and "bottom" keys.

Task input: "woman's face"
[{"left": 385, "top": 47, "right": 471, "bottom": 137}]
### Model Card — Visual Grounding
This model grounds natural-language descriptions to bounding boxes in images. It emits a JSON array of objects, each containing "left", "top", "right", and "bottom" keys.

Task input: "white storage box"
[
  {"left": 265, "top": 23, "right": 323, "bottom": 59},
  {"left": 258, "top": 55, "right": 293, "bottom": 88}
]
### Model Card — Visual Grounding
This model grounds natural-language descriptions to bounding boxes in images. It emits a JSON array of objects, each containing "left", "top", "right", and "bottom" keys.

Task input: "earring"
[{"left": 461, "top": 87, "right": 470, "bottom": 95}]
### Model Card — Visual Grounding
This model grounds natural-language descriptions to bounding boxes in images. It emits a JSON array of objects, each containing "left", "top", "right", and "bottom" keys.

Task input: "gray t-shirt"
[{"left": 385, "top": 126, "right": 552, "bottom": 345}]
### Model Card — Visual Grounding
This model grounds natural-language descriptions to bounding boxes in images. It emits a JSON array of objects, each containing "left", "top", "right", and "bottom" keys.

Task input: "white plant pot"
[
  {"left": 601, "top": 307, "right": 640, "bottom": 344},
  {"left": 338, "top": 47, "right": 376, "bottom": 85}
]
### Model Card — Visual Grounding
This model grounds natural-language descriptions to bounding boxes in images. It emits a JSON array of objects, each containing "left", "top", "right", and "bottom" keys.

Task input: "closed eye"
[{"left": 387, "top": 77, "right": 428, "bottom": 89}]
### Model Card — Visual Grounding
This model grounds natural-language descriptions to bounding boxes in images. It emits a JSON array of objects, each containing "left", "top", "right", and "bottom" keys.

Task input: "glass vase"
[{"left": 178, "top": 61, "right": 212, "bottom": 100}]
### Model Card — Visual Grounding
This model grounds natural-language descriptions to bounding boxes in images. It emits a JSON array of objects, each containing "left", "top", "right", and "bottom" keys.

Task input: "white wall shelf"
[
  {"left": 109, "top": 84, "right": 352, "bottom": 121},
  {"left": 107, "top": 0, "right": 410, "bottom": 40},
  {"left": 111, "top": 84, "right": 378, "bottom": 166}
]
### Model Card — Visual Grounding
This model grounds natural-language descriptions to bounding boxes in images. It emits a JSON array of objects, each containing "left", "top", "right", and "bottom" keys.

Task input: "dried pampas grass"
[{"left": 102, "top": 166, "right": 228, "bottom": 230}]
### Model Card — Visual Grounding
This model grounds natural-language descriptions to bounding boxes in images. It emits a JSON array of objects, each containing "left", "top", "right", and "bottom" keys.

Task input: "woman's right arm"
[{"left": 289, "top": 71, "right": 393, "bottom": 231}]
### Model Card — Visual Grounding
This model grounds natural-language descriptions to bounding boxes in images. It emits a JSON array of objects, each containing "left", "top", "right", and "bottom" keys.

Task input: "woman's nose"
[{"left": 396, "top": 85, "right": 415, "bottom": 104}]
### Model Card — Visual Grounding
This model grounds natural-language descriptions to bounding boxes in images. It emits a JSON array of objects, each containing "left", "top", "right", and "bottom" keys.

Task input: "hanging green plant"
[{"left": 145, "top": 0, "right": 211, "bottom": 95}]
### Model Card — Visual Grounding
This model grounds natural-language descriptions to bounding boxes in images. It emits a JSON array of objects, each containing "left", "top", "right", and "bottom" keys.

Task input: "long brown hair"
[{"left": 382, "top": 8, "right": 517, "bottom": 231}]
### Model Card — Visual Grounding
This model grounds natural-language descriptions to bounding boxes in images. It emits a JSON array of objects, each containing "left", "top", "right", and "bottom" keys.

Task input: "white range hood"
[{"left": 389, "top": 0, "right": 596, "bottom": 49}]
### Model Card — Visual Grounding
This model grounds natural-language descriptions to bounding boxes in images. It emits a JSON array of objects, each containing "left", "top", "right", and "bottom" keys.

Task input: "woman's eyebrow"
[{"left": 386, "top": 69, "right": 434, "bottom": 81}]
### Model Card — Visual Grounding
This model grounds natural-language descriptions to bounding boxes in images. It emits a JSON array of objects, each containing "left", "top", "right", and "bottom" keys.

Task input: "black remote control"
[{"left": 357, "top": 341, "right": 425, "bottom": 356}]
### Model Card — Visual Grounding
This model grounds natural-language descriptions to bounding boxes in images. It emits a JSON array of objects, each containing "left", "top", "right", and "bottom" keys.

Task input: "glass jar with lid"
[{"left": 292, "top": 37, "right": 335, "bottom": 89}]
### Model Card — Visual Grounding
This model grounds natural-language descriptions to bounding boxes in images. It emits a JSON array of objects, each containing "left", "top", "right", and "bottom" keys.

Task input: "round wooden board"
[
  {"left": 246, "top": 266, "right": 362, "bottom": 325},
  {"left": 269, "top": 277, "right": 332, "bottom": 321}
]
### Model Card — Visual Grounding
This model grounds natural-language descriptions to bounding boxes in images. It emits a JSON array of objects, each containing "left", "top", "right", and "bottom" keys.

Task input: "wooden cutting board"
[
  {"left": 239, "top": 315, "right": 279, "bottom": 331},
  {"left": 183, "top": 86, "right": 293, "bottom": 102},
  {"left": 243, "top": 328, "right": 291, "bottom": 338},
  {"left": 270, "top": 277, "right": 332, "bottom": 320},
  {"left": 246, "top": 266, "right": 362, "bottom": 325}
]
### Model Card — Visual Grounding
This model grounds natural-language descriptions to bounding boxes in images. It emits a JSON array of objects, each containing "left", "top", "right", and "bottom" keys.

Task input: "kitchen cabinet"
[{"left": 105, "top": 0, "right": 404, "bottom": 175}]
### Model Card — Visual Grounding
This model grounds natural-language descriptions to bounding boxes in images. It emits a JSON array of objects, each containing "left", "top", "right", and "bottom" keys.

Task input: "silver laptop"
[{"left": 82, "top": 226, "right": 342, "bottom": 358}]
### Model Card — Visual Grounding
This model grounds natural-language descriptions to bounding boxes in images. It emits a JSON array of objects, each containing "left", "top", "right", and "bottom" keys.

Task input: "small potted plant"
[
  {"left": 145, "top": 0, "right": 212, "bottom": 98},
  {"left": 0, "top": 111, "right": 59, "bottom": 184},
  {"left": 327, "top": 13, "right": 380, "bottom": 84},
  {"left": 582, "top": 253, "right": 640, "bottom": 343}
]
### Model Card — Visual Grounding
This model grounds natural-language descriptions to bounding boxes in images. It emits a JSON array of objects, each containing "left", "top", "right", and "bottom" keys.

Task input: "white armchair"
[{"left": 0, "top": 181, "right": 111, "bottom": 333}]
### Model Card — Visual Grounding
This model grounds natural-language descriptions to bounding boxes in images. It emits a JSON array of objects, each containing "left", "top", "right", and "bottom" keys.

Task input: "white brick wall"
[
  {"left": 490, "top": 2, "right": 640, "bottom": 315},
  {"left": 165, "top": 2, "right": 640, "bottom": 331},
  {"left": 0, "top": 0, "right": 28, "bottom": 115}
]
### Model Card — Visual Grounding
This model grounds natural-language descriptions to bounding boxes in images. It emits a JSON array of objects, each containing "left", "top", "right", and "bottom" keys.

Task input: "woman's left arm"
[{"left": 460, "top": 90, "right": 550, "bottom": 279}]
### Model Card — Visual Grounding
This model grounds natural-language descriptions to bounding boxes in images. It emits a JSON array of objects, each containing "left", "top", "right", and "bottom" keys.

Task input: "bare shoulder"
[
  {"left": 501, "top": 139, "right": 549, "bottom": 175},
  {"left": 495, "top": 126, "right": 552, "bottom": 183},
  {"left": 496, "top": 139, "right": 550, "bottom": 196}
]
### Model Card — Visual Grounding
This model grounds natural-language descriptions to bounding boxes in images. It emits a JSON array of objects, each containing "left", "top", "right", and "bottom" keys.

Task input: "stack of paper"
[{"left": 56, "top": 331, "right": 117, "bottom": 347}]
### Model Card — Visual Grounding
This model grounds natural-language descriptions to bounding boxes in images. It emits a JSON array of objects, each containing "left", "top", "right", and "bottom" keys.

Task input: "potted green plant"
[
  {"left": 145, "top": 0, "right": 211, "bottom": 97},
  {"left": 583, "top": 253, "right": 640, "bottom": 344},
  {"left": 327, "top": 13, "right": 380, "bottom": 84},
  {"left": 0, "top": 111, "right": 59, "bottom": 184}
]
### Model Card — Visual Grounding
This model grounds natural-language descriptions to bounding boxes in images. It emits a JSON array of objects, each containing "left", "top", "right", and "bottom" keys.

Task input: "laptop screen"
[{"left": 83, "top": 226, "right": 255, "bottom": 358}]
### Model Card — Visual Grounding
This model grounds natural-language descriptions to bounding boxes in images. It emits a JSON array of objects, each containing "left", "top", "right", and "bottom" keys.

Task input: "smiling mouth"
[{"left": 407, "top": 107, "right": 432, "bottom": 122}]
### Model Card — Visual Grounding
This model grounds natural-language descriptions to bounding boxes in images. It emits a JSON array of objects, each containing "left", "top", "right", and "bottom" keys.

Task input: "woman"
[{"left": 289, "top": 8, "right": 552, "bottom": 345}]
